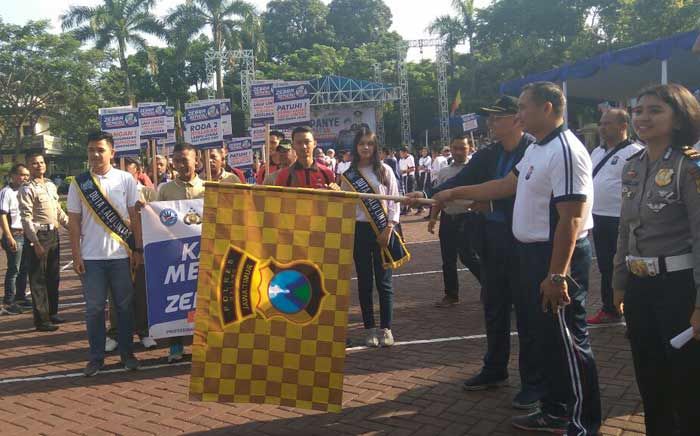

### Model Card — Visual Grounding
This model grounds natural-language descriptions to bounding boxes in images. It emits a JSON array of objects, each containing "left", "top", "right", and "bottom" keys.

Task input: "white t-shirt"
[
  {"left": 343, "top": 163, "right": 400, "bottom": 224},
  {"left": 326, "top": 157, "right": 337, "bottom": 173},
  {"left": 513, "top": 127, "right": 594, "bottom": 243},
  {"left": 67, "top": 168, "right": 138, "bottom": 260},
  {"left": 336, "top": 161, "right": 352, "bottom": 175},
  {"left": 0, "top": 185, "right": 22, "bottom": 230},
  {"left": 399, "top": 155, "right": 415, "bottom": 176},
  {"left": 591, "top": 140, "right": 643, "bottom": 217},
  {"left": 418, "top": 156, "right": 432, "bottom": 174},
  {"left": 431, "top": 155, "right": 449, "bottom": 181}
]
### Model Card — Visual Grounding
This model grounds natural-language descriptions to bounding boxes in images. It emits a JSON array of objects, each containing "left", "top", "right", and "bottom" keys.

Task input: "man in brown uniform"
[{"left": 19, "top": 152, "right": 69, "bottom": 331}]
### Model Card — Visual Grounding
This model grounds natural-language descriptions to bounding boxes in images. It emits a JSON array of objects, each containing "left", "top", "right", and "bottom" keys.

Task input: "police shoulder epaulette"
[
  {"left": 626, "top": 149, "right": 645, "bottom": 161},
  {"left": 681, "top": 145, "right": 700, "bottom": 161}
]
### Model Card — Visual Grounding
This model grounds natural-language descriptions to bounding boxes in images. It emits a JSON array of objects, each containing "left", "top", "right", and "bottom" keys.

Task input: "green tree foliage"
[
  {"left": 0, "top": 20, "right": 104, "bottom": 159},
  {"left": 61, "top": 0, "right": 164, "bottom": 105},
  {"left": 262, "top": 0, "right": 335, "bottom": 59},
  {"left": 166, "top": 0, "right": 256, "bottom": 98},
  {"left": 327, "top": 0, "right": 392, "bottom": 48}
]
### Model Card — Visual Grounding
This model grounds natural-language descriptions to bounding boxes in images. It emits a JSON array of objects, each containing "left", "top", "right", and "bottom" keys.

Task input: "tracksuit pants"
[
  {"left": 592, "top": 214, "right": 619, "bottom": 314},
  {"left": 519, "top": 238, "right": 601, "bottom": 435}
]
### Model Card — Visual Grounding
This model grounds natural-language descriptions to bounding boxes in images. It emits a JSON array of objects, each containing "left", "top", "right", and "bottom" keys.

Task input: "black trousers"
[
  {"left": 353, "top": 222, "right": 393, "bottom": 329},
  {"left": 438, "top": 213, "right": 481, "bottom": 298},
  {"left": 27, "top": 230, "right": 59, "bottom": 326},
  {"left": 624, "top": 269, "right": 700, "bottom": 436},
  {"left": 480, "top": 221, "right": 543, "bottom": 393},
  {"left": 519, "top": 238, "right": 601, "bottom": 435},
  {"left": 592, "top": 214, "right": 619, "bottom": 314}
]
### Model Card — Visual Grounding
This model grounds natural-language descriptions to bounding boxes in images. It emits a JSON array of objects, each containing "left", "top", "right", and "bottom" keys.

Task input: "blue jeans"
[
  {"left": 82, "top": 259, "right": 135, "bottom": 362},
  {"left": 353, "top": 222, "right": 393, "bottom": 329},
  {"left": 2, "top": 234, "right": 28, "bottom": 305}
]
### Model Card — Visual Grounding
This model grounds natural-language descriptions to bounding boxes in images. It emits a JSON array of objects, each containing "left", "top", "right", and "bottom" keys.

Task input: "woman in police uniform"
[{"left": 613, "top": 84, "right": 700, "bottom": 435}]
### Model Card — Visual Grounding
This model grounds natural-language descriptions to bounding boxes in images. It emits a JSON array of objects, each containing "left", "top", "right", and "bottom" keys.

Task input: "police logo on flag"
[{"left": 219, "top": 244, "right": 328, "bottom": 327}]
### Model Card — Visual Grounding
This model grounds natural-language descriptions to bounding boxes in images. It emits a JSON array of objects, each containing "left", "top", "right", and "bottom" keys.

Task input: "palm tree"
[
  {"left": 166, "top": 0, "right": 257, "bottom": 98},
  {"left": 61, "top": 0, "right": 164, "bottom": 106},
  {"left": 427, "top": 1, "right": 476, "bottom": 82}
]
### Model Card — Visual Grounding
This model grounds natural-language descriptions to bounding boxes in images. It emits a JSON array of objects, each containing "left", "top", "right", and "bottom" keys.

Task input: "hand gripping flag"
[{"left": 189, "top": 183, "right": 358, "bottom": 412}]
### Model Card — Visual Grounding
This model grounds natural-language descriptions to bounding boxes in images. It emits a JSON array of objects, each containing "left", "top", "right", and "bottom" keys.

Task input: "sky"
[{"left": 0, "top": 0, "right": 491, "bottom": 61}]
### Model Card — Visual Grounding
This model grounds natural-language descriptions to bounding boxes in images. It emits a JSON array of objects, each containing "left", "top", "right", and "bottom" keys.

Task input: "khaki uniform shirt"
[
  {"left": 18, "top": 178, "right": 68, "bottom": 243},
  {"left": 217, "top": 170, "right": 241, "bottom": 184},
  {"left": 612, "top": 146, "right": 700, "bottom": 302},
  {"left": 157, "top": 176, "right": 206, "bottom": 201}
]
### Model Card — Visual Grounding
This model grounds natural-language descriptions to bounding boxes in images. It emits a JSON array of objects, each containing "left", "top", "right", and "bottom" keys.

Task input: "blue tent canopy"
[
  {"left": 308, "top": 75, "right": 399, "bottom": 106},
  {"left": 500, "top": 31, "right": 700, "bottom": 101}
]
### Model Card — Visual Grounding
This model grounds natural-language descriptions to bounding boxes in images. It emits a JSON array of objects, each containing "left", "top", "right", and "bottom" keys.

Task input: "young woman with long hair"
[{"left": 341, "top": 128, "right": 401, "bottom": 347}]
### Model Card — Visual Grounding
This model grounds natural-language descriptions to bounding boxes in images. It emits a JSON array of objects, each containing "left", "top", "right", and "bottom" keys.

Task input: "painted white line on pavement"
[
  {"left": 58, "top": 302, "right": 85, "bottom": 308},
  {"left": 0, "top": 323, "right": 625, "bottom": 385},
  {"left": 351, "top": 268, "right": 468, "bottom": 281}
]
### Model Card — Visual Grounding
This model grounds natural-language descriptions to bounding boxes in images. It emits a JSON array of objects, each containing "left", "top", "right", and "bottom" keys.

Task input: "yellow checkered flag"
[{"left": 189, "top": 183, "right": 358, "bottom": 412}]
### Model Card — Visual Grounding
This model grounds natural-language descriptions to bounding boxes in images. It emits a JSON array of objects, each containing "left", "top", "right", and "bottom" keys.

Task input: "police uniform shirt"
[
  {"left": 274, "top": 161, "right": 334, "bottom": 189},
  {"left": 157, "top": 175, "right": 206, "bottom": 201},
  {"left": 0, "top": 185, "right": 24, "bottom": 230},
  {"left": 19, "top": 178, "right": 68, "bottom": 244},
  {"left": 66, "top": 168, "right": 138, "bottom": 260},
  {"left": 217, "top": 169, "right": 241, "bottom": 184},
  {"left": 591, "top": 139, "right": 643, "bottom": 217},
  {"left": 512, "top": 126, "right": 594, "bottom": 243},
  {"left": 612, "top": 147, "right": 700, "bottom": 302}
]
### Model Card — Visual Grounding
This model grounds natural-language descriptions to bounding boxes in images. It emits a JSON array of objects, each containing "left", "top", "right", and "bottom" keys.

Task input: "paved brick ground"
[{"left": 0, "top": 214, "right": 647, "bottom": 435}]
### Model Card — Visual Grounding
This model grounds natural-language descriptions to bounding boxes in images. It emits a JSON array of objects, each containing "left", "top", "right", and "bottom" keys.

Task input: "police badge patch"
[{"left": 654, "top": 168, "right": 673, "bottom": 187}]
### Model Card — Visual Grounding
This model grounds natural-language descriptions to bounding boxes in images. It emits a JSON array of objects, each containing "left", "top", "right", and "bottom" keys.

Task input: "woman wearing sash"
[{"left": 341, "top": 128, "right": 402, "bottom": 347}]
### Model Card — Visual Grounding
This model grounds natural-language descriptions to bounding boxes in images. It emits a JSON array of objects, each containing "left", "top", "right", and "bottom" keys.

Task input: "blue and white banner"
[
  {"left": 138, "top": 102, "right": 167, "bottom": 140},
  {"left": 226, "top": 137, "right": 253, "bottom": 170},
  {"left": 165, "top": 106, "right": 176, "bottom": 147},
  {"left": 184, "top": 100, "right": 222, "bottom": 149},
  {"left": 250, "top": 82, "right": 275, "bottom": 120},
  {"left": 220, "top": 99, "right": 232, "bottom": 140},
  {"left": 273, "top": 82, "right": 311, "bottom": 126},
  {"left": 461, "top": 113, "right": 478, "bottom": 132},
  {"left": 98, "top": 106, "right": 140, "bottom": 155},
  {"left": 142, "top": 199, "right": 203, "bottom": 339}
]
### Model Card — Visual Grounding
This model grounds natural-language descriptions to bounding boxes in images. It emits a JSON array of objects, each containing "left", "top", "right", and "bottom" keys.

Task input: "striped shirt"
[{"left": 512, "top": 126, "right": 594, "bottom": 243}]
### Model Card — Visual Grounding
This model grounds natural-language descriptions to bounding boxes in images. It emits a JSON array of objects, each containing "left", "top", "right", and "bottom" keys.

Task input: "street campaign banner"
[
  {"left": 142, "top": 199, "right": 203, "bottom": 339},
  {"left": 184, "top": 100, "right": 223, "bottom": 149},
  {"left": 461, "top": 113, "right": 479, "bottom": 132},
  {"left": 98, "top": 106, "right": 140, "bottom": 155},
  {"left": 220, "top": 99, "right": 232, "bottom": 140},
  {"left": 226, "top": 137, "right": 253, "bottom": 170},
  {"left": 250, "top": 82, "right": 275, "bottom": 120},
  {"left": 165, "top": 106, "right": 176, "bottom": 147},
  {"left": 190, "top": 184, "right": 358, "bottom": 412},
  {"left": 273, "top": 82, "right": 311, "bottom": 126},
  {"left": 138, "top": 102, "right": 167, "bottom": 140},
  {"left": 310, "top": 107, "right": 376, "bottom": 149}
]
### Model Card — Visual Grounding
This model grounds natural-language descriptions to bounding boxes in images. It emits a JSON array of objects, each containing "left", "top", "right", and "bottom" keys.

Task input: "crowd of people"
[{"left": 1, "top": 79, "right": 699, "bottom": 435}]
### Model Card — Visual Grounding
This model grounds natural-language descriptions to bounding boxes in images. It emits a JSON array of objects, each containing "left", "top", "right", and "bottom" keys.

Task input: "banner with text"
[
  {"left": 98, "top": 106, "right": 140, "bottom": 155},
  {"left": 184, "top": 100, "right": 222, "bottom": 149},
  {"left": 311, "top": 107, "right": 375, "bottom": 150},
  {"left": 220, "top": 99, "right": 232, "bottom": 140},
  {"left": 226, "top": 137, "right": 255, "bottom": 183},
  {"left": 142, "top": 199, "right": 203, "bottom": 339},
  {"left": 138, "top": 102, "right": 167, "bottom": 140},
  {"left": 273, "top": 82, "right": 311, "bottom": 126}
]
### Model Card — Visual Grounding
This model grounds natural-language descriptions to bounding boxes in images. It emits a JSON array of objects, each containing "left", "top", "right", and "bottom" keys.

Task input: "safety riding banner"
[
  {"left": 141, "top": 199, "right": 203, "bottom": 339},
  {"left": 184, "top": 100, "right": 223, "bottom": 149},
  {"left": 189, "top": 183, "right": 358, "bottom": 412},
  {"left": 98, "top": 106, "right": 140, "bottom": 156}
]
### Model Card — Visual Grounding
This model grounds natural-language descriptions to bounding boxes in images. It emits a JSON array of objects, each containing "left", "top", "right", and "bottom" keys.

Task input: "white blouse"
[{"left": 342, "top": 163, "right": 400, "bottom": 224}]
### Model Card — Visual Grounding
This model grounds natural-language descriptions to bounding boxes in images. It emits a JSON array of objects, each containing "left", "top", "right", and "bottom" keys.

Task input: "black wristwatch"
[{"left": 550, "top": 274, "right": 566, "bottom": 285}]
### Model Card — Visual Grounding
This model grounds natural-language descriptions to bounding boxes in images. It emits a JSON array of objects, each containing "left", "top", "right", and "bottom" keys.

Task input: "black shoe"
[
  {"left": 462, "top": 372, "right": 508, "bottom": 391},
  {"left": 16, "top": 300, "right": 33, "bottom": 309},
  {"left": 511, "top": 410, "right": 569, "bottom": 434},
  {"left": 512, "top": 390, "right": 541, "bottom": 410},
  {"left": 50, "top": 315, "right": 66, "bottom": 324},
  {"left": 1, "top": 304, "right": 22, "bottom": 315},
  {"left": 36, "top": 323, "right": 59, "bottom": 332},
  {"left": 83, "top": 360, "right": 104, "bottom": 377},
  {"left": 121, "top": 354, "right": 140, "bottom": 371}
]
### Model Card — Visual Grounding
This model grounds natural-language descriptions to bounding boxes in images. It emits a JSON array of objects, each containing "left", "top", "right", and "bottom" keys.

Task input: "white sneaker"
[
  {"left": 105, "top": 337, "right": 118, "bottom": 352},
  {"left": 365, "top": 328, "right": 379, "bottom": 347},
  {"left": 379, "top": 328, "right": 394, "bottom": 347},
  {"left": 140, "top": 336, "right": 157, "bottom": 349}
]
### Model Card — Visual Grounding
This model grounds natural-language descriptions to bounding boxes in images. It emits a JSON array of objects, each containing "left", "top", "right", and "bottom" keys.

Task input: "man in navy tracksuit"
[
  {"left": 431, "top": 83, "right": 601, "bottom": 434},
  {"left": 416, "top": 96, "right": 544, "bottom": 409}
]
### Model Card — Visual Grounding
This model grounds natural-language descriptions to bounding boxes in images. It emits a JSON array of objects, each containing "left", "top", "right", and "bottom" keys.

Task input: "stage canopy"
[
  {"left": 500, "top": 31, "right": 700, "bottom": 101},
  {"left": 308, "top": 75, "right": 400, "bottom": 107}
]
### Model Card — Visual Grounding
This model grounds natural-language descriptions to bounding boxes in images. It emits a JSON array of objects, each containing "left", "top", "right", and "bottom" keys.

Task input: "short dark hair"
[
  {"left": 400, "top": 146, "right": 409, "bottom": 153},
  {"left": 637, "top": 83, "right": 700, "bottom": 146},
  {"left": 270, "top": 130, "right": 285, "bottom": 140},
  {"left": 9, "top": 163, "right": 27, "bottom": 175},
  {"left": 124, "top": 157, "right": 141, "bottom": 171},
  {"left": 25, "top": 152, "right": 45, "bottom": 164},
  {"left": 291, "top": 125, "right": 313, "bottom": 141},
  {"left": 173, "top": 142, "right": 197, "bottom": 154},
  {"left": 382, "top": 147, "right": 392, "bottom": 155},
  {"left": 605, "top": 108, "right": 630, "bottom": 125},
  {"left": 452, "top": 134, "right": 470, "bottom": 142},
  {"left": 87, "top": 130, "right": 115, "bottom": 148},
  {"left": 522, "top": 81, "right": 566, "bottom": 117}
]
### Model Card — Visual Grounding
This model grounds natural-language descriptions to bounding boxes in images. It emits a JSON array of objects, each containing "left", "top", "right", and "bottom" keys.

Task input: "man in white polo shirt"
[
  {"left": 431, "top": 82, "right": 601, "bottom": 434},
  {"left": 68, "top": 131, "right": 142, "bottom": 377},
  {"left": 588, "top": 109, "right": 642, "bottom": 325}
]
